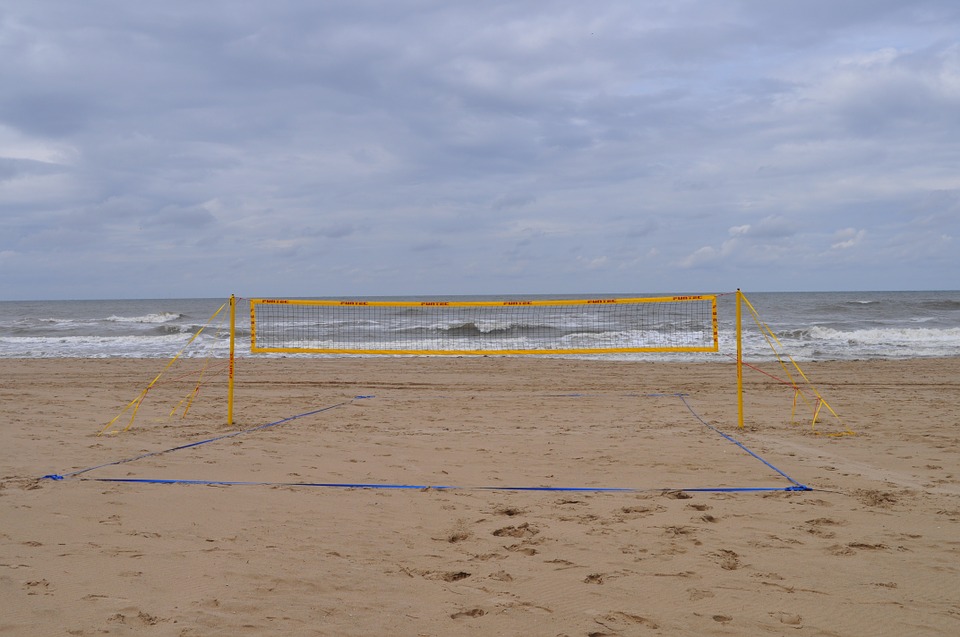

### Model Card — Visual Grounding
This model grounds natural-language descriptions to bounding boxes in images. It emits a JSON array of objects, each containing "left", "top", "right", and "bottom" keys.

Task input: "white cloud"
[
  {"left": 0, "top": 124, "right": 77, "bottom": 164},
  {"left": 576, "top": 255, "right": 609, "bottom": 270},
  {"left": 831, "top": 228, "right": 867, "bottom": 249},
  {"left": 678, "top": 246, "right": 719, "bottom": 268}
]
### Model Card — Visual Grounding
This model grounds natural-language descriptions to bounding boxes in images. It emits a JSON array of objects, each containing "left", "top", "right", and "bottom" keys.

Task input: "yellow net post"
[
  {"left": 228, "top": 294, "right": 236, "bottom": 426},
  {"left": 736, "top": 289, "right": 744, "bottom": 429}
]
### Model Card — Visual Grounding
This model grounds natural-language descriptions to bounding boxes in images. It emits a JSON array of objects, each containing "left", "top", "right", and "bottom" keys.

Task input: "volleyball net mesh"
[{"left": 250, "top": 295, "right": 718, "bottom": 355}]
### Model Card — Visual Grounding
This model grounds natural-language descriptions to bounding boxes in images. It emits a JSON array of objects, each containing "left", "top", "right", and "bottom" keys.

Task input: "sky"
[{"left": 2, "top": 1, "right": 959, "bottom": 300}]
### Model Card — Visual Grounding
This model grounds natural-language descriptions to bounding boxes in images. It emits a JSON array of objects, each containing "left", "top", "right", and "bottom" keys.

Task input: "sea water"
[{"left": 1, "top": 291, "right": 958, "bottom": 361}]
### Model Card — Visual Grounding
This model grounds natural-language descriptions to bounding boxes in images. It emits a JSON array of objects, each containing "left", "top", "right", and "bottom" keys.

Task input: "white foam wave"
[
  {"left": 106, "top": 312, "right": 182, "bottom": 324},
  {"left": 808, "top": 326, "right": 960, "bottom": 345},
  {"left": 0, "top": 334, "right": 228, "bottom": 358}
]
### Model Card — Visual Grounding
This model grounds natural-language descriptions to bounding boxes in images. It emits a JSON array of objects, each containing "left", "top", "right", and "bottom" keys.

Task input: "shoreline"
[{"left": 2, "top": 357, "right": 959, "bottom": 635}]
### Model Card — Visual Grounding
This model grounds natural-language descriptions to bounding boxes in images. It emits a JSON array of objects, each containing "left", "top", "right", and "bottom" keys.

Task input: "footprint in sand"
[
  {"left": 416, "top": 570, "right": 471, "bottom": 582},
  {"left": 663, "top": 525, "right": 697, "bottom": 537},
  {"left": 23, "top": 579, "right": 52, "bottom": 595},
  {"left": 106, "top": 610, "right": 161, "bottom": 626},
  {"left": 827, "top": 544, "right": 855, "bottom": 556},
  {"left": 799, "top": 517, "right": 846, "bottom": 538},
  {"left": 470, "top": 552, "right": 507, "bottom": 562},
  {"left": 444, "top": 520, "right": 472, "bottom": 543},
  {"left": 447, "top": 529, "right": 471, "bottom": 543},
  {"left": 595, "top": 611, "right": 660, "bottom": 631},
  {"left": 687, "top": 588, "right": 715, "bottom": 601},
  {"left": 772, "top": 611, "right": 803, "bottom": 627},
  {"left": 505, "top": 542, "right": 538, "bottom": 556},
  {"left": 492, "top": 523, "right": 539, "bottom": 538},
  {"left": 854, "top": 489, "right": 898, "bottom": 508},
  {"left": 709, "top": 549, "right": 741, "bottom": 570},
  {"left": 847, "top": 541, "right": 890, "bottom": 551}
]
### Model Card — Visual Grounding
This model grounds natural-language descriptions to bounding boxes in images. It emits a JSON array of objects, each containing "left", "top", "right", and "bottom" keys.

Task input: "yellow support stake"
[
  {"left": 228, "top": 294, "right": 236, "bottom": 426},
  {"left": 736, "top": 289, "right": 744, "bottom": 429}
]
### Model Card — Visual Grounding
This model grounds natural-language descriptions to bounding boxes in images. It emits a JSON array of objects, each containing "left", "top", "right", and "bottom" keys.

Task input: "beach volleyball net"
[
  {"left": 249, "top": 295, "right": 719, "bottom": 355},
  {"left": 93, "top": 291, "right": 848, "bottom": 440},
  {"left": 65, "top": 290, "right": 852, "bottom": 491}
]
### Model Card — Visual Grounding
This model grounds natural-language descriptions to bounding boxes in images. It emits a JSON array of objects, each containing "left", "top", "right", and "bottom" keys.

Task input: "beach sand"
[{"left": 1, "top": 357, "right": 959, "bottom": 636}]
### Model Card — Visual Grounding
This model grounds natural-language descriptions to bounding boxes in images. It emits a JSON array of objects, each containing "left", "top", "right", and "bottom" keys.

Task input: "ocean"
[{"left": 1, "top": 291, "right": 959, "bottom": 361}]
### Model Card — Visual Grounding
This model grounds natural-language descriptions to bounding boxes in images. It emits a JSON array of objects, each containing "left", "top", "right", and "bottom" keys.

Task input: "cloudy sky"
[{"left": 2, "top": 1, "right": 958, "bottom": 299}]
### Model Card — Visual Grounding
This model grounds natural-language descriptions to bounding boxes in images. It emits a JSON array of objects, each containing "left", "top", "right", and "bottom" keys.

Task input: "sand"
[{"left": 1, "top": 356, "right": 959, "bottom": 636}]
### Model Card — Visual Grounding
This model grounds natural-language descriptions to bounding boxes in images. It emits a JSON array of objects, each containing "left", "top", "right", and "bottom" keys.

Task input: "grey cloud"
[
  {"left": 1, "top": 0, "right": 959, "bottom": 298},
  {"left": 492, "top": 194, "right": 537, "bottom": 211},
  {"left": 0, "top": 157, "right": 66, "bottom": 182},
  {"left": 0, "top": 93, "right": 93, "bottom": 137},
  {"left": 737, "top": 217, "right": 798, "bottom": 240}
]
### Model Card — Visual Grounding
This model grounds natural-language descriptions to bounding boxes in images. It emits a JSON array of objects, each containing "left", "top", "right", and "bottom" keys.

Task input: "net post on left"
[{"left": 228, "top": 294, "right": 236, "bottom": 426}]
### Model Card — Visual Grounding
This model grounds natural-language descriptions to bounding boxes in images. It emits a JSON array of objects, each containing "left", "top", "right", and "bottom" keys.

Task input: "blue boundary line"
[
  {"left": 79, "top": 477, "right": 809, "bottom": 492},
  {"left": 41, "top": 399, "right": 361, "bottom": 481},
  {"left": 675, "top": 394, "right": 808, "bottom": 489},
  {"left": 42, "top": 393, "right": 811, "bottom": 493}
]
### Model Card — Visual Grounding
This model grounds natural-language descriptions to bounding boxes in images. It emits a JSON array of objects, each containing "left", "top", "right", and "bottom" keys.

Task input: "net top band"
[{"left": 250, "top": 295, "right": 715, "bottom": 308}]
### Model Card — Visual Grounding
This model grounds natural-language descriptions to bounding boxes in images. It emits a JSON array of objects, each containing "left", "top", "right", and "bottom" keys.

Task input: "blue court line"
[
  {"left": 675, "top": 393, "right": 808, "bottom": 489},
  {"left": 42, "top": 392, "right": 811, "bottom": 494},
  {"left": 41, "top": 399, "right": 363, "bottom": 481},
  {"left": 535, "top": 392, "right": 807, "bottom": 489},
  {"left": 80, "top": 477, "right": 810, "bottom": 492}
]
